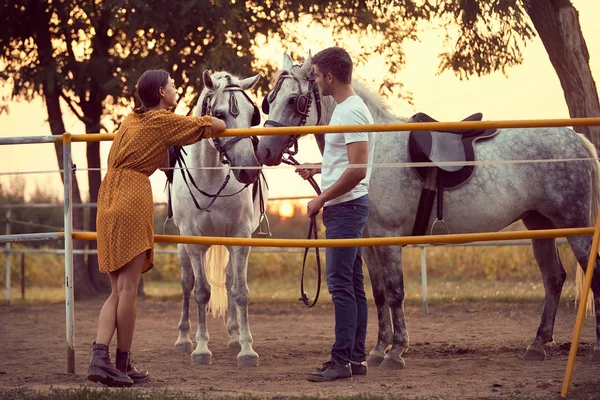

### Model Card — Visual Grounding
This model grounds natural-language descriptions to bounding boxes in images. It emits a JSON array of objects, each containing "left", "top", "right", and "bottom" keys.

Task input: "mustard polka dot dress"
[{"left": 96, "top": 110, "right": 213, "bottom": 274}]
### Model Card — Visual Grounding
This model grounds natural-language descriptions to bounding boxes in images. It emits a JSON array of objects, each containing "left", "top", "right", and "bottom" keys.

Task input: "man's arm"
[
  {"left": 306, "top": 141, "right": 368, "bottom": 216},
  {"left": 295, "top": 163, "right": 322, "bottom": 180}
]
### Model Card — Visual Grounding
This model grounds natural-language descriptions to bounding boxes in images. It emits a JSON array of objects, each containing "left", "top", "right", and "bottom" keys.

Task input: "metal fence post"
[
  {"left": 420, "top": 246, "right": 429, "bottom": 315},
  {"left": 63, "top": 134, "right": 75, "bottom": 374},
  {"left": 21, "top": 254, "right": 25, "bottom": 300},
  {"left": 5, "top": 208, "right": 11, "bottom": 305}
]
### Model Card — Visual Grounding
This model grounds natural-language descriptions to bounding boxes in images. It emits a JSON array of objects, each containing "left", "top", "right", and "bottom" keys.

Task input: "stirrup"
[
  {"left": 430, "top": 218, "right": 449, "bottom": 236},
  {"left": 163, "top": 217, "right": 178, "bottom": 235},
  {"left": 256, "top": 214, "right": 272, "bottom": 237}
]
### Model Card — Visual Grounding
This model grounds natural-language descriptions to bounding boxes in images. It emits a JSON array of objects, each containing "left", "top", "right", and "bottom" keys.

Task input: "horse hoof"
[
  {"left": 237, "top": 354, "right": 259, "bottom": 367},
  {"left": 191, "top": 353, "right": 212, "bottom": 365},
  {"left": 592, "top": 350, "right": 600, "bottom": 362},
  {"left": 228, "top": 340, "right": 242, "bottom": 355},
  {"left": 524, "top": 345, "right": 546, "bottom": 361},
  {"left": 174, "top": 340, "right": 193, "bottom": 354},
  {"left": 378, "top": 356, "right": 405, "bottom": 370},
  {"left": 367, "top": 354, "right": 384, "bottom": 367}
]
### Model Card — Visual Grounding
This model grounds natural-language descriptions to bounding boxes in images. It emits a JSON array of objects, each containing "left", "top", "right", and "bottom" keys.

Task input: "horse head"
[
  {"left": 197, "top": 70, "right": 262, "bottom": 184},
  {"left": 257, "top": 52, "right": 323, "bottom": 166}
]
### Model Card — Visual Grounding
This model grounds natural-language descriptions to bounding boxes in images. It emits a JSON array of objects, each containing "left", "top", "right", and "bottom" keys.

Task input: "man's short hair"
[{"left": 312, "top": 47, "right": 353, "bottom": 84}]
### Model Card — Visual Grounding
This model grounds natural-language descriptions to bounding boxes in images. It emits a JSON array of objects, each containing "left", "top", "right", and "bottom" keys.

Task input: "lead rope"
[{"left": 282, "top": 154, "right": 322, "bottom": 308}]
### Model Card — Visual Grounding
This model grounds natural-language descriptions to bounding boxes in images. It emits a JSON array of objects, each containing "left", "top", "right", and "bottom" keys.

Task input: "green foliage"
[
  {"left": 0, "top": 1, "right": 423, "bottom": 125},
  {"left": 431, "top": 0, "right": 536, "bottom": 79}
]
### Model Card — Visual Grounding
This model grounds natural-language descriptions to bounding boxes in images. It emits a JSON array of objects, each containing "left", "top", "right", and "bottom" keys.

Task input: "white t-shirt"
[{"left": 321, "top": 95, "right": 373, "bottom": 206}]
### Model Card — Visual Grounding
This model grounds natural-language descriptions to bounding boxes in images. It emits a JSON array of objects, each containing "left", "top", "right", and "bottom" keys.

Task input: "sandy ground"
[{"left": 1, "top": 298, "right": 600, "bottom": 399}]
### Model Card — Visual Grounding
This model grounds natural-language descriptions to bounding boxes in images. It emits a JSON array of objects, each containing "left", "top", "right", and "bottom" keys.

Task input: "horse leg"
[
  {"left": 175, "top": 244, "right": 194, "bottom": 353},
  {"left": 362, "top": 244, "right": 392, "bottom": 367},
  {"left": 524, "top": 237, "right": 566, "bottom": 360},
  {"left": 521, "top": 214, "right": 566, "bottom": 360},
  {"left": 565, "top": 234, "right": 600, "bottom": 362},
  {"left": 376, "top": 245, "right": 408, "bottom": 370},
  {"left": 189, "top": 246, "right": 212, "bottom": 365},
  {"left": 229, "top": 245, "right": 259, "bottom": 367},
  {"left": 225, "top": 257, "right": 241, "bottom": 354}
]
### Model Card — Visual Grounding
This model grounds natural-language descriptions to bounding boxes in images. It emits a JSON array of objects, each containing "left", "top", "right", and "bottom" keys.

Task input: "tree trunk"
[
  {"left": 526, "top": 0, "right": 600, "bottom": 148},
  {"left": 43, "top": 84, "right": 94, "bottom": 300},
  {"left": 84, "top": 119, "right": 109, "bottom": 293},
  {"left": 33, "top": 3, "right": 101, "bottom": 300},
  {"left": 82, "top": 2, "right": 111, "bottom": 294},
  {"left": 82, "top": 3, "right": 146, "bottom": 296}
]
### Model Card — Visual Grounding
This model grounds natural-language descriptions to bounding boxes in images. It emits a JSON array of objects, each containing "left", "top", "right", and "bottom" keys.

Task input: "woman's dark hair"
[
  {"left": 133, "top": 69, "right": 170, "bottom": 114},
  {"left": 312, "top": 47, "right": 353, "bottom": 84}
]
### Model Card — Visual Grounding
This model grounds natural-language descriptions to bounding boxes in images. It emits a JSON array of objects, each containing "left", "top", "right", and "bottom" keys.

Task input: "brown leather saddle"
[{"left": 408, "top": 112, "right": 499, "bottom": 236}]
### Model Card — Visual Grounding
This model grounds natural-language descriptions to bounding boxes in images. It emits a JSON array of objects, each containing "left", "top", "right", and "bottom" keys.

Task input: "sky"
[{"left": 1, "top": 1, "right": 599, "bottom": 206}]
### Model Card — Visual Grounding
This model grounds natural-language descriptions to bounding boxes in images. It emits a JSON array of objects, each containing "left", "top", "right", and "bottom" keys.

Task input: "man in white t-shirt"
[{"left": 296, "top": 47, "right": 373, "bottom": 382}]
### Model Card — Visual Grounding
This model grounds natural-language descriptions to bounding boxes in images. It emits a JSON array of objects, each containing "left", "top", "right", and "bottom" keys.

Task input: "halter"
[
  {"left": 262, "top": 67, "right": 322, "bottom": 160},
  {"left": 168, "top": 76, "right": 261, "bottom": 214},
  {"left": 202, "top": 76, "right": 260, "bottom": 165}
]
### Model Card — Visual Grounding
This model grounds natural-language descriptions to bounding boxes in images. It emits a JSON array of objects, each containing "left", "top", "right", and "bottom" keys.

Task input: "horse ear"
[
  {"left": 282, "top": 53, "right": 293, "bottom": 70},
  {"left": 202, "top": 70, "right": 215, "bottom": 90},
  {"left": 239, "top": 74, "right": 260, "bottom": 90},
  {"left": 300, "top": 50, "right": 312, "bottom": 75}
]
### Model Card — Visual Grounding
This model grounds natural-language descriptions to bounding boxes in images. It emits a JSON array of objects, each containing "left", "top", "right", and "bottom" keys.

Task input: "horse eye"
[{"left": 214, "top": 111, "right": 226, "bottom": 119}]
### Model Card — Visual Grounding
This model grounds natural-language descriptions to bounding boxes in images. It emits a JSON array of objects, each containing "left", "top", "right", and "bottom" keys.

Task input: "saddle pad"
[{"left": 408, "top": 129, "right": 499, "bottom": 189}]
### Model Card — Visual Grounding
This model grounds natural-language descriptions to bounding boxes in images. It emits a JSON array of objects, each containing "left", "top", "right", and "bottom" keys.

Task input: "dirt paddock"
[{"left": 1, "top": 299, "right": 599, "bottom": 399}]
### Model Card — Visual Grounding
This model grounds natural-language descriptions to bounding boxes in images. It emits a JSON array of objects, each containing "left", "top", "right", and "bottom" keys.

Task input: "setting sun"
[{"left": 278, "top": 201, "right": 295, "bottom": 219}]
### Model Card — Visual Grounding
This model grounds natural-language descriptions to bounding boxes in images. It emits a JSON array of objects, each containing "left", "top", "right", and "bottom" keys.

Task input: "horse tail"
[
  {"left": 206, "top": 245, "right": 229, "bottom": 319},
  {"left": 576, "top": 134, "right": 599, "bottom": 317}
]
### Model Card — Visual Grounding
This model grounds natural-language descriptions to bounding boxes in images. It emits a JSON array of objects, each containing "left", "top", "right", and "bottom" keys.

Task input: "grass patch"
[
  {"left": 1, "top": 278, "right": 578, "bottom": 307},
  {"left": 143, "top": 277, "right": 578, "bottom": 307},
  {"left": 0, "top": 240, "right": 583, "bottom": 307}
]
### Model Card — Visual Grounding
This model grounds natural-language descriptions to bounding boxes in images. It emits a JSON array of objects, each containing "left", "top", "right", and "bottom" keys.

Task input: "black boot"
[
  {"left": 87, "top": 342, "right": 133, "bottom": 387},
  {"left": 307, "top": 360, "right": 352, "bottom": 382},
  {"left": 116, "top": 348, "right": 150, "bottom": 384}
]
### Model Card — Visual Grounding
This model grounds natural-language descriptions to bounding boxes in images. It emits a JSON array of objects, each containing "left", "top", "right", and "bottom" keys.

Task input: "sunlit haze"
[{"left": 2, "top": 1, "right": 599, "bottom": 208}]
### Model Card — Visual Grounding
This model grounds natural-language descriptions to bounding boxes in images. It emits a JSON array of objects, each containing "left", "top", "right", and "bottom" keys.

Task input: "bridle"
[
  {"left": 168, "top": 76, "right": 262, "bottom": 213},
  {"left": 202, "top": 75, "right": 261, "bottom": 166},
  {"left": 261, "top": 67, "right": 322, "bottom": 160}
]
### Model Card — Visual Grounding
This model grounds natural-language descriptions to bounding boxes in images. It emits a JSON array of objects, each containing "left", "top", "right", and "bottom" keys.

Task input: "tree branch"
[{"left": 60, "top": 90, "right": 92, "bottom": 124}]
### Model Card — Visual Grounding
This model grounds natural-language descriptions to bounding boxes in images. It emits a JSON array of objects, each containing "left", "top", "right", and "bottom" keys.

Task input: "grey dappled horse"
[
  {"left": 172, "top": 70, "right": 267, "bottom": 367},
  {"left": 257, "top": 52, "right": 600, "bottom": 369}
]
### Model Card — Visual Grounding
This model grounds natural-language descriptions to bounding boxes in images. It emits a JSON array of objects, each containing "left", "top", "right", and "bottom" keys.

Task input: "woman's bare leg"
[
  {"left": 116, "top": 251, "right": 145, "bottom": 351},
  {"left": 95, "top": 271, "right": 120, "bottom": 346}
]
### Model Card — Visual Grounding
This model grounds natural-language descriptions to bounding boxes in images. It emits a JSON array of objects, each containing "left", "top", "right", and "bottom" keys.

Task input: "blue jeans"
[{"left": 323, "top": 194, "right": 369, "bottom": 365}]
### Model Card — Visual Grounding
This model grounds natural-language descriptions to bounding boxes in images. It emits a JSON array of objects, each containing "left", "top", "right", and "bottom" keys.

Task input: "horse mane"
[
  {"left": 351, "top": 80, "right": 404, "bottom": 124},
  {"left": 271, "top": 64, "right": 404, "bottom": 124}
]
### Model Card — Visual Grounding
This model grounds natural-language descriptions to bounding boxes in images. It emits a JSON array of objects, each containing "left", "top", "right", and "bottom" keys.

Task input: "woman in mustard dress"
[{"left": 87, "top": 70, "right": 226, "bottom": 387}]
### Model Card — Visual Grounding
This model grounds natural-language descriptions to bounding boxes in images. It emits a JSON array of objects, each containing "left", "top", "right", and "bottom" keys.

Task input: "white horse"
[
  {"left": 172, "top": 70, "right": 267, "bottom": 367},
  {"left": 257, "top": 52, "right": 600, "bottom": 369}
]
